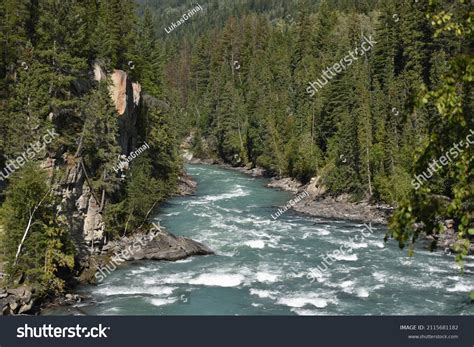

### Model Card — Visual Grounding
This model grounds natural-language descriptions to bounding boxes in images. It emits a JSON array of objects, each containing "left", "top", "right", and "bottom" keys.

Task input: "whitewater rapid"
[{"left": 57, "top": 164, "right": 473, "bottom": 315}]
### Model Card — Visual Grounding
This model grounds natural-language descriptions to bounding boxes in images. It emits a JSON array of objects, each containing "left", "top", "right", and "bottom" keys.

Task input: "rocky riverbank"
[
  {"left": 184, "top": 156, "right": 474, "bottom": 254},
  {"left": 0, "top": 286, "right": 36, "bottom": 315},
  {"left": 1, "top": 225, "right": 214, "bottom": 316},
  {"left": 186, "top": 156, "right": 391, "bottom": 224},
  {"left": 0, "top": 172, "right": 212, "bottom": 316},
  {"left": 267, "top": 176, "right": 392, "bottom": 225},
  {"left": 176, "top": 169, "right": 199, "bottom": 196}
]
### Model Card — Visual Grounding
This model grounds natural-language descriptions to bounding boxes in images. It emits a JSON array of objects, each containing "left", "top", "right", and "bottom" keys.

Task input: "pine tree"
[{"left": 0, "top": 163, "right": 74, "bottom": 294}]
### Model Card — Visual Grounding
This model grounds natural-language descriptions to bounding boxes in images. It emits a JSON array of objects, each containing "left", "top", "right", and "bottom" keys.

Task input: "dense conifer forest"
[{"left": 0, "top": 0, "right": 472, "bottom": 301}]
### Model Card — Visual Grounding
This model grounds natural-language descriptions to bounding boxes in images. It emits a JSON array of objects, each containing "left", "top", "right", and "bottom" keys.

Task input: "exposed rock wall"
[
  {"left": 60, "top": 64, "right": 142, "bottom": 266},
  {"left": 94, "top": 64, "right": 141, "bottom": 154}
]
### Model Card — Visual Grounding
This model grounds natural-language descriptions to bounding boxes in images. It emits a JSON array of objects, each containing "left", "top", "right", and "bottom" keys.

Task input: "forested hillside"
[
  {"left": 147, "top": 0, "right": 472, "bottom": 256},
  {"left": 0, "top": 0, "right": 181, "bottom": 295}
]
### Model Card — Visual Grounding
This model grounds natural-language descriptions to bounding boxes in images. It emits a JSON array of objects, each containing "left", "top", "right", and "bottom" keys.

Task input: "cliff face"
[
  {"left": 94, "top": 64, "right": 142, "bottom": 154},
  {"left": 61, "top": 64, "right": 142, "bottom": 269}
]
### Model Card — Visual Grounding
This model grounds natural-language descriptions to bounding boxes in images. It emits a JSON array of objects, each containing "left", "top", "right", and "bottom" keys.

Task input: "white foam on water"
[
  {"left": 204, "top": 187, "right": 250, "bottom": 202},
  {"left": 314, "top": 228, "right": 331, "bottom": 236},
  {"left": 149, "top": 297, "right": 178, "bottom": 307},
  {"left": 348, "top": 242, "right": 368, "bottom": 249},
  {"left": 249, "top": 289, "right": 277, "bottom": 299},
  {"left": 446, "top": 283, "right": 473, "bottom": 292},
  {"left": 372, "top": 271, "right": 387, "bottom": 282},
  {"left": 400, "top": 258, "right": 415, "bottom": 266},
  {"left": 189, "top": 273, "right": 245, "bottom": 287},
  {"left": 326, "top": 280, "right": 355, "bottom": 294},
  {"left": 356, "top": 288, "right": 370, "bottom": 298},
  {"left": 95, "top": 286, "right": 177, "bottom": 296},
  {"left": 192, "top": 212, "right": 214, "bottom": 218},
  {"left": 130, "top": 267, "right": 154, "bottom": 275},
  {"left": 340, "top": 280, "right": 354, "bottom": 288},
  {"left": 174, "top": 258, "right": 193, "bottom": 264},
  {"left": 103, "top": 307, "right": 120, "bottom": 314},
  {"left": 286, "top": 270, "right": 308, "bottom": 280},
  {"left": 374, "top": 241, "right": 385, "bottom": 249},
  {"left": 276, "top": 296, "right": 328, "bottom": 309},
  {"left": 209, "top": 220, "right": 241, "bottom": 232},
  {"left": 301, "top": 232, "right": 312, "bottom": 239},
  {"left": 154, "top": 273, "right": 194, "bottom": 285},
  {"left": 244, "top": 240, "right": 265, "bottom": 249},
  {"left": 333, "top": 253, "right": 358, "bottom": 261},
  {"left": 255, "top": 272, "right": 280, "bottom": 283},
  {"left": 162, "top": 212, "right": 180, "bottom": 216}
]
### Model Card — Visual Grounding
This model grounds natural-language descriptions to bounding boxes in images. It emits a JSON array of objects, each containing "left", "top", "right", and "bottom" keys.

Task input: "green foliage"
[
  {"left": 122, "top": 155, "right": 162, "bottom": 235},
  {"left": 389, "top": 0, "right": 473, "bottom": 263},
  {"left": 82, "top": 80, "right": 122, "bottom": 197},
  {"left": 0, "top": 164, "right": 74, "bottom": 294},
  {"left": 0, "top": 0, "right": 182, "bottom": 293}
]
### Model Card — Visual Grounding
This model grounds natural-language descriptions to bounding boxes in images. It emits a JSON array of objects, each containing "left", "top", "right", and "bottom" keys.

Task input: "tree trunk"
[{"left": 14, "top": 189, "right": 52, "bottom": 266}]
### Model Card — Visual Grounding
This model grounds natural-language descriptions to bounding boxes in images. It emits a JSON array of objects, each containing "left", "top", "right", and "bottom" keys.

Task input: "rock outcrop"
[
  {"left": 267, "top": 177, "right": 301, "bottom": 193},
  {"left": 100, "top": 227, "right": 213, "bottom": 262},
  {"left": 267, "top": 175, "right": 391, "bottom": 224},
  {"left": 137, "top": 230, "right": 214, "bottom": 261},
  {"left": 0, "top": 286, "right": 35, "bottom": 315},
  {"left": 94, "top": 63, "right": 141, "bottom": 154},
  {"left": 177, "top": 172, "right": 198, "bottom": 196},
  {"left": 431, "top": 219, "right": 474, "bottom": 254},
  {"left": 59, "top": 64, "right": 143, "bottom": 254},
  {"left": 82, "top": 226, "right": 214, "bottom": 285}
]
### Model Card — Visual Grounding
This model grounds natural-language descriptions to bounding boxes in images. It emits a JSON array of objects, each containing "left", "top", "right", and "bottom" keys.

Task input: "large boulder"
[
  {"left": 136, "top": 230, "right": 214, "bottom": 261},
  {"left": 100, "top": 227, "right": 213, "bottom": 264}
]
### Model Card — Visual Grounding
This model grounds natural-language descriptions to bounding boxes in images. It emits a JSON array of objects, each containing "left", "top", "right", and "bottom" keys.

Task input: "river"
[{"left": 62, "top": 164, "right": 474, "bottom": 315}]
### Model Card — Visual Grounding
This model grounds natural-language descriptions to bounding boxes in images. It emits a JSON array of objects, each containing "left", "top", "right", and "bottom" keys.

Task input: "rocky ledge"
[
  {"left": 102, "top": 227, "right": 214, "bottom": 262},
  {"left": 1, "top": 227, "right": 213, "bottom": 315},
  {"left": 0, "top": 286, "right": 35, "bottom": 315},
  {"left": 176, "top": 172, "right": 198, "bottom": 196},
  {"left": 268, "top": 176, "right": 392, "bottom": 224},
  {"left": 293, "top": 198, "right": 391, "bottom": 225}
]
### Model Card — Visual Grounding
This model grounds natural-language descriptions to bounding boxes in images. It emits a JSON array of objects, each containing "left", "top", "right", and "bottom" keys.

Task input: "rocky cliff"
[
  {"left": 0, "top": 64, "right": 213, "bottom": 315},
  {"left": 58, "top": 64, "right": 143, "bottom": 270}
]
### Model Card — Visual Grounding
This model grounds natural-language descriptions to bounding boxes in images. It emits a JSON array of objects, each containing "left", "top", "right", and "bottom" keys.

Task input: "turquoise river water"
[{"left": 61, "top": 164, "right": 473, "bottom": 315}]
